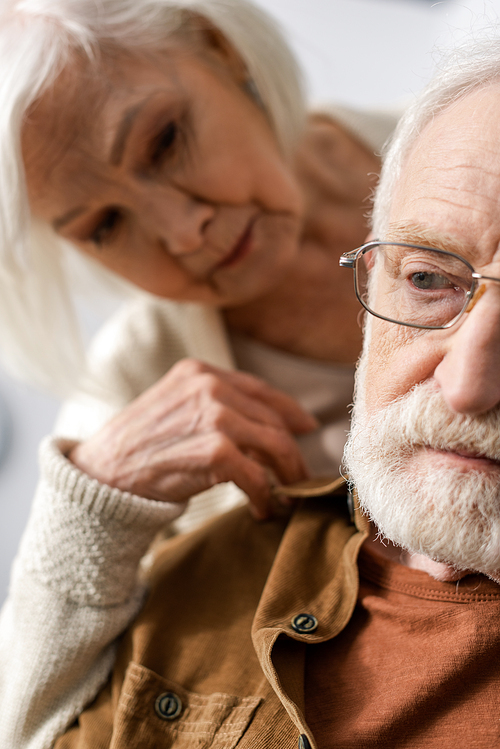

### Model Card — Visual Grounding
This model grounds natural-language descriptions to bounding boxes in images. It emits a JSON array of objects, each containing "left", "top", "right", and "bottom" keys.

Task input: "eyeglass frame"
[{"left": 339, "top": 240, "right": 500, "bottom": 330}]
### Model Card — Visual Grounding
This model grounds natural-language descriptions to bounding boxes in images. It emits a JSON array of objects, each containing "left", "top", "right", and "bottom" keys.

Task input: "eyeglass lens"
[{"left": 355, "top": 244, "right": 474, "bottom": 329}]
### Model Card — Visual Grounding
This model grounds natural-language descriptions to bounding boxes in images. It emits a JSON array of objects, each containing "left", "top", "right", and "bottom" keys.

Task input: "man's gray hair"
[
  {"left": 0, "top": 0, "right": 305, "bottom": 394},
  {"left": 372, "top": 33, "right": 500, "bottom": 238}
]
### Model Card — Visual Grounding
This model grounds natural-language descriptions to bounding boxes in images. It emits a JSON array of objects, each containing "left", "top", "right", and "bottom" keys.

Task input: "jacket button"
[
  {"left": 299, "top": 733, "right": 312, "bottom": 749},
  {"left": 291, "top": 613, "right": 318, "bottom": 634},
  {"left": 155, "top": 692, "right": 183, "bottom": 720}
]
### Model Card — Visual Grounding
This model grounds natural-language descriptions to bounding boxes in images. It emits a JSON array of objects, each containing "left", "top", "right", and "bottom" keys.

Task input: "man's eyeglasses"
[{"left": 340, "top": 241, "right": 500, "bottom": 330}]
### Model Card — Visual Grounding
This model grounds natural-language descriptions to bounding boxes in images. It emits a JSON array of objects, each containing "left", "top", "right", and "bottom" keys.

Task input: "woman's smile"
[{"left": 213, "top": 216, "right": 256, "bottom": 271}]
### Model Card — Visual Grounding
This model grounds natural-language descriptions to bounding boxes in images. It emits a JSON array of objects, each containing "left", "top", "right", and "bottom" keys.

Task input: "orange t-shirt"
[{"left": 305, "top": 544, "right": 500, "bottom": 748}]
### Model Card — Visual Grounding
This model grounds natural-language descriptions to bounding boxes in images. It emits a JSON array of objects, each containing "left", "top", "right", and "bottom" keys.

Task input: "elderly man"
[{"left": 20, "top": 38, "right": 500, "bottom": 749}]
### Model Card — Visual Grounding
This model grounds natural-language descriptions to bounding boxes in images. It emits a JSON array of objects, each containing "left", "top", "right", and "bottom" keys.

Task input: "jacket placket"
[{"left": 249, "top": 492, "right": 369, "bottom": 749}]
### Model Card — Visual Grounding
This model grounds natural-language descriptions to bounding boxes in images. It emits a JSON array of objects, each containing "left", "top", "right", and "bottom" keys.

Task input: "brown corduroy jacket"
[{"left": 56, "top": 482, "right": 368, "bottom": 749}]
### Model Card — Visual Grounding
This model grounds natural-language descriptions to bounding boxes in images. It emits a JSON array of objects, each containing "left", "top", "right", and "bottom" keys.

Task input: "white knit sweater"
[
  {"left": 0, "top": 106, "right": 398, "bottom": 749},
  {"left": 0, "top": 299, "right": 250, "bottom": 749}
]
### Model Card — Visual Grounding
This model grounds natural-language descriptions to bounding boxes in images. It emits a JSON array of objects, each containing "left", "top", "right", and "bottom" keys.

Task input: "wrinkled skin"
[
  {"left": 23, "top": 35, "right": 380, "bottom": 516},
  {"left": 361, "top": 84, "right": 500, "bottom": 577},
  {"left": 70, "top": 359, "right": 317, "bottom": 519}
]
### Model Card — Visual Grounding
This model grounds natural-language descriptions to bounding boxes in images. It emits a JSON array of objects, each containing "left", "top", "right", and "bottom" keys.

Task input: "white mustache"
[
  {"left": 344, "top": 371, "right": 500, "bottom": 579},
  {"left": 359, "top": 382, "right": 500, "bottom": 464}
]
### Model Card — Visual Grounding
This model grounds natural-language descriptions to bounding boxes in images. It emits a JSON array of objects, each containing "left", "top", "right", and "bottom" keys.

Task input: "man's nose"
[
  {"left": 434, "top": 291, "right": 500, "bottom": 415},
  {"left": 140, "top": 184, "right": 215, "bottom": 256}
]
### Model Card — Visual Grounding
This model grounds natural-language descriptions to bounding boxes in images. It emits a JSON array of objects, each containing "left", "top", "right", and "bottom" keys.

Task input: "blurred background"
[{"left": 0, "top": 0, "right": 499, "bottom": 603}]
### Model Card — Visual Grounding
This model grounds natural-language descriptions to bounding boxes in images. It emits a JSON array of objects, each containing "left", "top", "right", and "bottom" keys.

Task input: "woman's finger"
[
  {"left": 100, "top": 431, "right": 274, "bottom": 515},
  {"left": 193, "top": 401, "right": 308, "bottom": 486},
  {"left": 164, "top": 359, "right": 318, "bottom": 433}
]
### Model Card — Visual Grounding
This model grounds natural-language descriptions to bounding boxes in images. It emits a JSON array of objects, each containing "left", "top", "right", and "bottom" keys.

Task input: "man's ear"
[
  {"left": 363, "top": 234, "right": 376, "bottom": 271},
  {"left": 364, "top": 251, "right": 376, "bottom": 271}
]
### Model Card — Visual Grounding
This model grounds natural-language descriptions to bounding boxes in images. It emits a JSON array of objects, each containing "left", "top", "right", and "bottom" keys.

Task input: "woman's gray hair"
[
  {"left": 0, "top": 0, "right": 305, "bottom": 394},
  {"left": 372, "top": 33, "right": 500, "bottom": 238}
]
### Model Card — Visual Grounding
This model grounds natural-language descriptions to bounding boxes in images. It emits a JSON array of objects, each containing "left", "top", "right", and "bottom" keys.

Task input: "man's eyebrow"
[
  {"left": 109, "top": 98, "right": 151, "bottom": 167},
  {"left": 385, "top": 221, "right": 469, "bottom": 256},
  {"left": 52, "top": 205, "right": 87, "bottom": 231}
]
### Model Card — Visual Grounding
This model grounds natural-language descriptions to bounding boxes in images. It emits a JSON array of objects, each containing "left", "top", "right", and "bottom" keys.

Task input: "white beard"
[{"left": 343, "top": 356, "right": 500, "bottom": 580}]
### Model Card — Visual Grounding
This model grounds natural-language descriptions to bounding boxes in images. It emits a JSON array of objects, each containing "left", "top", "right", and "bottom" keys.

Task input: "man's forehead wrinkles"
[
  {"left": 410, "top": 194, "right": 496, "bottom": 229},
  {"left": 415, "top": 160, "right": 500, "bottom": 188},
  {"left": 386, "top": 221, "right": 470, "bottom": 256},
  {"left": 413, "top": 190, "right": 500, "bottom": 219},
  {"left": 440, "top": 164, "right": 500, "bottom": 194}
]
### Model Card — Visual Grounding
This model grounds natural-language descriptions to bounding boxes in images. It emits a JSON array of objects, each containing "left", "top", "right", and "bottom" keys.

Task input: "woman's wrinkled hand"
[{"left": 68, "top": 359, "right": 317, "bottom": 520}]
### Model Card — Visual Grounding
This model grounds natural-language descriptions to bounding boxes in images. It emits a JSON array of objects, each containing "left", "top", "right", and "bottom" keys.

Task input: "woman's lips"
[{"left": 215, "top": 220, "right": 255, "bottom": 271}]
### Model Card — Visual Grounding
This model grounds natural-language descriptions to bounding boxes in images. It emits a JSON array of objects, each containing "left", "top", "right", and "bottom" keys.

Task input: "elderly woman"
[{"left": 0, "top": 0, "right": 396, "bottom": 745}]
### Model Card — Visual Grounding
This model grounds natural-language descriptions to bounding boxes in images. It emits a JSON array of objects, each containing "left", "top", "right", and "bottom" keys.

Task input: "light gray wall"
[
  {"left": 254, "top": 0, "right": 448, "bottom": 108},
  {"left": 0, "top": 0, "right": 495, "bottom": 603},
  {"left": 0, "top": 371, "right": 59, "bottom": 601}
]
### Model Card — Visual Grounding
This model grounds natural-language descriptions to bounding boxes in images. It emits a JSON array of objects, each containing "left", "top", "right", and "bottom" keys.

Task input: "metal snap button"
[
  {"left": 298, "top": 733, "right": 312, "bottom": 749},
  {"left": 155, "top": 692, "right": 183, "bottom": 720},
  {"left": 291, "top": 613, "right": 318, "bottom": 634}
]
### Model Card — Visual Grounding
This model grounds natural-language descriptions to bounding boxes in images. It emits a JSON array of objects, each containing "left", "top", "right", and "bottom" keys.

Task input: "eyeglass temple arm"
[
  {"left": 465, "top": 282, "right": 486, "bottom": 313},
  {"left": 465, "top": 272, "right": 500, "bottom": 312},
  {"left": 339, "top": 249, "right": 359, "bottom": 269}
]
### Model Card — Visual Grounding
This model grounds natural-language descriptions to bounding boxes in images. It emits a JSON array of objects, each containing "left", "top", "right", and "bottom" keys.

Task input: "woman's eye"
[
  {"left": 89, "top": 208, "right": 122, "bottom": 247},
  {"left": 150, "top": 122, "right": 178, "bottom": 165},
  {"left": 410, "top": 271, "right": 454, "bottom": 290}
]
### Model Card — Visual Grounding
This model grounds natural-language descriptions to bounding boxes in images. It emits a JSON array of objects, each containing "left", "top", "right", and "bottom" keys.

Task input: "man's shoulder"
[
  {"left": 146, "top": 490, "right": 356, "bottom": 605},
  {"left": 148, "top": 504, "right": 290, "bottom": 593},
  {"left": 114, "top": 489, "right": 361, "bottom": 701}
]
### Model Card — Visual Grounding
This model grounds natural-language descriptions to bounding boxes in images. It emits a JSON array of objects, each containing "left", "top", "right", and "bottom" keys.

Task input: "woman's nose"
[
  {"left": 434, "top": 290, "right": 500, "bottom": 415},
  {"left": 140, "top": 185, "right": 215, "bottom": 256}
]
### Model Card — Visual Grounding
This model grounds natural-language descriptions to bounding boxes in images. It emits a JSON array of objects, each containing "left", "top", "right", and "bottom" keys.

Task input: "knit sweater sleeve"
[{"left": 0, "top": 436, "right": 186, "bottom": 749}]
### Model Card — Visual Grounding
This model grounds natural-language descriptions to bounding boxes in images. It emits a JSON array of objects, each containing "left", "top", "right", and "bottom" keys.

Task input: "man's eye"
[
  {"left": 89, "top": 208, "right": 122, "bottom": 247},
  {"left": 410, "top": 271, "right": 454, "bottom": 290},
  {"left": 150, "top": 122, "right": 178, "bottom": 164}
]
